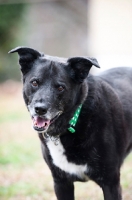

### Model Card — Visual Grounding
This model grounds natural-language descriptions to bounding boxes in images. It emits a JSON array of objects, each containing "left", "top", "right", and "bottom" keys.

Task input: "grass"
[
  {"left": 0, "top": 82, "right": 132, "bottom": 200},
  {"left": 0, "top": 140, "right": 39, "bottom": 166}
]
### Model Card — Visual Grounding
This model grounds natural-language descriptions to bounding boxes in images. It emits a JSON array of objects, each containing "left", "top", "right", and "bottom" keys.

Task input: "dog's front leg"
[
  {"left": 102, "top": 183, "right": 122, "bottom": 200},
  {"left": 54, "top": 179, "right": 74, "bottom": 200}
]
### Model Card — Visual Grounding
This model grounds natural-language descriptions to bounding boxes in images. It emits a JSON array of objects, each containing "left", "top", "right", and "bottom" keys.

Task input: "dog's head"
[{"left": 9, "top": 47, "right": 100, "bottom": 134}]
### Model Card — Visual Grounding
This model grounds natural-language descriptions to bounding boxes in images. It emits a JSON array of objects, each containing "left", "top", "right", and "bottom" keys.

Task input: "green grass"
[
  {"left": 0, "top": 111, "right": 29, "bottom": 123},
  {"left": 0, "top": 140, "right": 40, "bottom": 166},
  {"left": 0, "top": 182, "right": 41, "bottom": 198},
  {"left": 0, "top": 183, "right": 54, "bottom": 200}
]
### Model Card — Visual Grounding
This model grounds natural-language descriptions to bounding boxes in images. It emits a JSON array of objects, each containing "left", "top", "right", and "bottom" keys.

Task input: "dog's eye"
[
  {"left": 58, "top": 85, "right": 65, "bottom": 92},
  {"left": 32, "top": 80, "right": 38, "bottom": 87}
]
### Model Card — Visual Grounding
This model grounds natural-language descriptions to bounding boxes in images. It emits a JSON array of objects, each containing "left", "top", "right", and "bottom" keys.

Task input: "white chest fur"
[{"left": 46, "top": 139, "right": 89, "bottom": 181}]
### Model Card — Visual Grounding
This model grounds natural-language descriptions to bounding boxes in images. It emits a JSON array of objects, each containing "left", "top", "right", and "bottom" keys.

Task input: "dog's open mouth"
[
  {"left": 32, "top": 111, "right": 62, "bottom": 132},
  {"left": 33, "top": 116, "right": 50, "bottom": 132}
]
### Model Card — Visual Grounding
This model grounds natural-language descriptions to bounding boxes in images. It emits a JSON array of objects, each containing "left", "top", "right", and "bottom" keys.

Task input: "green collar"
[{"left": 68, "top": 104, "right": 82, "bottom": 133}]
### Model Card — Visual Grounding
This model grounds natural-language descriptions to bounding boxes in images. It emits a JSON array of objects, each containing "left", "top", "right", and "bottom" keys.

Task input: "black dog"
[{"left": 9, "top": 47, "right": 132, "bottom": 200}]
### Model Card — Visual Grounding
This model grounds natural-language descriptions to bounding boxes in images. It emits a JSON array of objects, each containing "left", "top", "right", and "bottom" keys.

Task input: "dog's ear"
[
  {"left": 8, "top": 46, "right": 42, "bottom": 75},
  {"left": 67, "top": 57, "right": 100, "bottom": 83}
]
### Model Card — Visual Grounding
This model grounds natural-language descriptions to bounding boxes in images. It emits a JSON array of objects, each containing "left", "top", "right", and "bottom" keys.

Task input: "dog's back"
[{"left": 99, "top": 67, "right": 132, "bottom": 156}]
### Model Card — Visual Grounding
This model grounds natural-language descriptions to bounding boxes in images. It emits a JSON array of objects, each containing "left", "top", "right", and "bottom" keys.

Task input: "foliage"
[
  {"left": 0, "top": 4, "right": 25, "bottom": 51},
  {"left": 0, "top": 3, "right": 26, "bottom": 82}
]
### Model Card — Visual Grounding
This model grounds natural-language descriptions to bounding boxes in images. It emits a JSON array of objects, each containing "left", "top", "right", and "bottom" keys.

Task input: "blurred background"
[{"left": 0, "top": 0, "right": 132, "bottom": 199}]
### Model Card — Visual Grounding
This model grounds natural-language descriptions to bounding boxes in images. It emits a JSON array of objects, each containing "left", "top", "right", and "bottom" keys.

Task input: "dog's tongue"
[{"left": 33, "top": 116, "right": 50, "bottom": 128}]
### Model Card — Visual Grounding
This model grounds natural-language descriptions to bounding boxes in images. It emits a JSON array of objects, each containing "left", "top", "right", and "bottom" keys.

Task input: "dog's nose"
[{"left": 35, "top": 105, "right": 48, "bottom": 115}]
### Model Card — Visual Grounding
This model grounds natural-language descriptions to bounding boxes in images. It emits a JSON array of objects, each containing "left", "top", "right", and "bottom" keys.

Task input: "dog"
[{"left": 9, "top": 46, "right": 132, "bottom": 200}]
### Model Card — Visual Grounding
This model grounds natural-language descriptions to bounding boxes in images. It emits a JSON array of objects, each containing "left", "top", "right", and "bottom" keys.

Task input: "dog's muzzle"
[{"left": 32, "top": 111, "right": 63, "bottom": 133}]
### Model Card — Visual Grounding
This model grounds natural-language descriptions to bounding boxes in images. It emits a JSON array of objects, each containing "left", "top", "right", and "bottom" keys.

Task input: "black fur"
[{"left": 9, "top": 47, "right": 132, "bottom": 200}]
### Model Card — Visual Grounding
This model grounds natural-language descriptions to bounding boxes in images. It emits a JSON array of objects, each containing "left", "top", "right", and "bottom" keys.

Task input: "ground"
[{"left": 0, "top": 81, "right": 132, "bottom": 200}]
